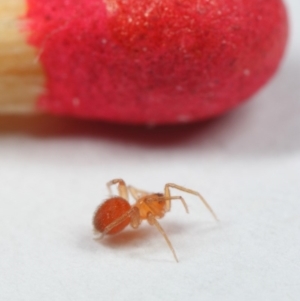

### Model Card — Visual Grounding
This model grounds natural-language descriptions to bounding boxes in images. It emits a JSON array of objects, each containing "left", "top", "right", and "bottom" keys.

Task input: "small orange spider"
[{"left": 93, "top": 178, "right": 218, "bottom": 262}]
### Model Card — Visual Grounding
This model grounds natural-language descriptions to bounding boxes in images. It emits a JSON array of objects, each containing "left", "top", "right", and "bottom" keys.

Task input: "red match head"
[{"left": 27, "top": 0, "right": 288, "bottom": 124}]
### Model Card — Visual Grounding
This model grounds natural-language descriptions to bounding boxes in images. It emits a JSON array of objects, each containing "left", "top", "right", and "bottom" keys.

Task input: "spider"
[{"left": 93, "top": 178, "right": 218, "bottom": 262}]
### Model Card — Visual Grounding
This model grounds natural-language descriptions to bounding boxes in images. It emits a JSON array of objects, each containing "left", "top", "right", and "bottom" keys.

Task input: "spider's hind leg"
[
  {"left": 106, "top": 178, "right": 129, "bottom": 201},
  {"left": 128, "top": 185, "right": 150, "bottom": 200}
]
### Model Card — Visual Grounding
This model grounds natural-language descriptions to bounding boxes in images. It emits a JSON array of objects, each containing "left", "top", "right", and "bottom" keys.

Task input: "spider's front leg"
[
  {"left": 162, "top": 186, "right": 189, "bottom": 213},
  {"left": 147, "top": 212, "right": 179, "bottom": 262},
  {"left": 164, "top": 183, "right": 218, "bottom": 221}
]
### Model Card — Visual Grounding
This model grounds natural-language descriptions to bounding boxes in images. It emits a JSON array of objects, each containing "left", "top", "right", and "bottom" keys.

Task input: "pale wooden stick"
[{"left": 0, "top": 0, "right": 44, "bottom": 113}]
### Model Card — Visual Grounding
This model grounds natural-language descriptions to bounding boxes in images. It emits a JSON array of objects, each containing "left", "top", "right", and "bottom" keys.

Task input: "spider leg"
[
  {"left": 128, "top": 185, "right": 150, "bottom": 200},
  {"left": 145, "top": 195, "right": 188, "bottom": 214},
  {"left": 164, "top": 183, "right": 218, "bottom": 221},
  {"left": 106, "top": 178, "right": 129, "bottom": 201},
  {"left": 159, "top": 195, "right": 189, "bottom": 214},
  {"left": 147, "top": 213, "right": 178, "bottom": 262}
]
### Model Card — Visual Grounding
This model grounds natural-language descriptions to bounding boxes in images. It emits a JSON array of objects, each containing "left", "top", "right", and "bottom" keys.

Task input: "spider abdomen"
[{"left": 93, "top": 197, "right": 131, "bottom": 234}]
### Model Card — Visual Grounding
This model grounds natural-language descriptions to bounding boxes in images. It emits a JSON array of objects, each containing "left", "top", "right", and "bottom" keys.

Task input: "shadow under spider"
[
  {"left": 97, "top": 219, "right": 221, "bottom": 249},
  {"left": 97, "top": 221, "right": 186, "bottom": 249}
]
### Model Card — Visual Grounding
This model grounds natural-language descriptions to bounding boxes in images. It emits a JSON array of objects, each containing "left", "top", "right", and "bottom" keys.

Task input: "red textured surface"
[{"left": 26, "top": 0, "right": 288, "bottom": 124}]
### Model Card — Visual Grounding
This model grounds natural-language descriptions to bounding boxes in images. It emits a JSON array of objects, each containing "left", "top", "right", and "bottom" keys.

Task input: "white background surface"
[{"left": 0, "top": 0, "right": 299, "bottom": 300}]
